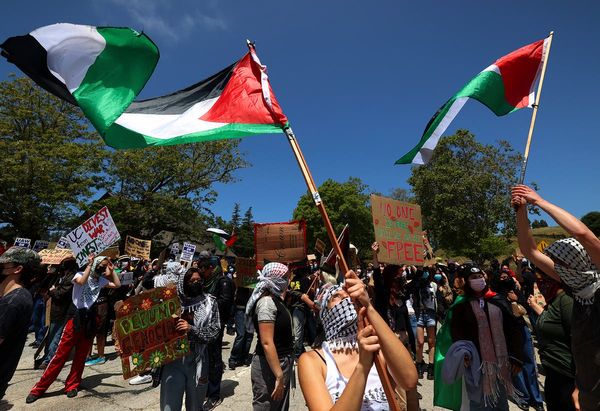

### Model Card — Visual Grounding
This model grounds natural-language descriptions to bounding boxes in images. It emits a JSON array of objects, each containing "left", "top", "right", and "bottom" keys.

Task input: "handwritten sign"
[
  {"left": 38, "top": 248, "right": 74, "bottom": 265},
  {"left": 315, "top": 238, "right": 326, "bottom": 255},
  {"left": 371, "top": 195, "right": 423, "bottom": 265},
  {"left": 33, "top": 240, "right": 50, "bottom": 252},
  {"left": 66, "top": 207, "right": 121, "bottom": 267},
  {"left": 125, "top": 236, "right": 152, "bottom": 260},
  {"left": 119, "top": 271, "right": 134, "bottom": 286},
  {"left": 14, "top": 238, "right": 31, "bottom": 248},
  {"left": 537, "top": 240, "right": 549, "bottom": 253},
  {"left": 254, "top": 221, "right": 307, "bottom": 268},
  {"left": 114, "top": 286, "right": 188, "bottom": 379},
  {"left": 171, "top": 243, "right": 180, "bottom": 254},
  {"left": 56, "top": 237, "right": 70, "bottom": 249},
  {"left": 234, "top": 257, "right": 258, "bottom": 288},
  {"left": 180, "top": 242, "right": 196, "bottom": 263}
]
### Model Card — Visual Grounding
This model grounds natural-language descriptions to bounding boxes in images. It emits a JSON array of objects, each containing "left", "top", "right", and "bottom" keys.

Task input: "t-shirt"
[
  {"left": 71, "top": 273, "right": 109, "bottom": 309},
  {"left": 536, "top": 292, "right": 575, "bottom": 378},
  {"left": 418, "top": 281, "right": 437, "bottom": 311},
  {"left": 0, "top": 287, "right": 33, "bottom": 398},
  {"left": 253, "top": 295, "right": 293, "bottom": 358}
]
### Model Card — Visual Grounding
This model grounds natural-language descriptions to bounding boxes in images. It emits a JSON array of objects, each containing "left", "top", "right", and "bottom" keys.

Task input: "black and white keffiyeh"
[
  {"left": 317, "top": 284, "right": 358, "bottom": 351},
  {"left": 154, "top": 261, "right": 184, "bottom": 288},
  {"left": 245, "top": 262, "right": 289, "bottom": 332},
  {"left": 545, "top": 237, "right": 600, "bottom": 305}
]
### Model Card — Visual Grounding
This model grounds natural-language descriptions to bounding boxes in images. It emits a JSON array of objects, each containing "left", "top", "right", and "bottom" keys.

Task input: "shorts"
[{"left": 416, "top": 309, "right": 436, "bottom": 328}]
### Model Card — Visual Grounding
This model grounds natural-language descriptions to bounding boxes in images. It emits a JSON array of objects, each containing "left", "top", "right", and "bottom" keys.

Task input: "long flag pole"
[
  {"left": 283, "top": 126, "right": 401, "bottom": 411},
  {"left": 518, "top": 31, "right": 554, "bottom": 184}
]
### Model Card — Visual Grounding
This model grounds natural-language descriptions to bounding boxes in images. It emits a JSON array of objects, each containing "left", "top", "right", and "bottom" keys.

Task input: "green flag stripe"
[
  {"left": 103, "top": 122, "right": 283, "bottom": 149},
  {"left": 73, "top": 27, "right": 159, "bottom": 133},
  {"left": 456, "top": 69, "right": 516, "bottom": 116}
]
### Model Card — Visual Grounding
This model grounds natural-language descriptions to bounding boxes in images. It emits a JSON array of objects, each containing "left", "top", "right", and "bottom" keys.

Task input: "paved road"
[{"left": 1, "top": 330, "right": 531, "bottom": 411}]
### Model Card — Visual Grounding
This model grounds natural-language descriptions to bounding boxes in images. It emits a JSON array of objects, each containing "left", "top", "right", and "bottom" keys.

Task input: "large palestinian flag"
[
  {"left": 396, "top": 37, "right": 549, "bottom": 165},
  {"left": 1, "top": 23, "right": 287, "bottom": 149}
]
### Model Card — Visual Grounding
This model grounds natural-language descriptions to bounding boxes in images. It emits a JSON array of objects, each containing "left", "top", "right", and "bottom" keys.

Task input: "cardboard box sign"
[
  {"left": 314, "top": 238, "right": 326, "bottom": 255},
  {"left": 124, "top": 235, "right": 152, "bottom": 260},
  {"left": 38, "top": 248, "right": 74, "bottom": 265},
  {"left": 254, "top": 221, "right": 307, "bottom": 269},
  {"left": 234, "top": 257, "right": 257, "bottom": 288},
  {"left": 113, "top": 286, "right": 188, "bottom": 379},
  {"left": 371, "top": 195, "right": 424, "bottom": 265}
]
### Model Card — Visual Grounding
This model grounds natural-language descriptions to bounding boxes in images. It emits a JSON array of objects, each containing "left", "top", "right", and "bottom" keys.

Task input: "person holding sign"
[
  {"left": 27, "top": 254, "right": 120, "bottom": 404},
  {"left": 160, "top": 266, "right": 221, "bottom": 411},
  {"left": 298, "top": 271, "right": 417, "bottom": 411},
  {"left": 512, "top": 184, "right": 600, "bottom": 411}
]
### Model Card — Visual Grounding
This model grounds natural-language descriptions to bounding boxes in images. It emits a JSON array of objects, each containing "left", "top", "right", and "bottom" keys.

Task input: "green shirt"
[{"left": 536, "top": 292, "right": 575, "bottom": 378}]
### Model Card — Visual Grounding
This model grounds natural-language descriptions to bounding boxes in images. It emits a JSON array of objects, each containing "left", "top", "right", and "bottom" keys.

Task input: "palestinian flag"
[
  {"left": 207, "top": 228, "right": 236, "bottom": 252},
  {"left": 2, "top": 24, "right": 288, "bottom": 149},
  {"left": 397, "top": 37, "right": 549, "bottom": 165}
]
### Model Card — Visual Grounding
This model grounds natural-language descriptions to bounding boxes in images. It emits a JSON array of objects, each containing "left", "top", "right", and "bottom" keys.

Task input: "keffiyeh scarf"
[
  {"left": 245, "top": 262, "right": 289, "bottom": 332},
  {"left": 154, "top": 261, "right": 185, "bottom": 288},
  {"left": 545, "top": 238, "right": 600, "bottom": 305},
  {"left": 317, "top": 284, "right": 358, "bottom": 351}
]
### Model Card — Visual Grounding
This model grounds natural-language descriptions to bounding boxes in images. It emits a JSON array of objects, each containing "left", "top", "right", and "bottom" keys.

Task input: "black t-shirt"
[{"left": 0, "top": 287, "right": 33, "bottom": 398}]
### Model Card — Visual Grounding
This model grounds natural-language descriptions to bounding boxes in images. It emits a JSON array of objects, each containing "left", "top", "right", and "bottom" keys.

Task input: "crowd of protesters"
[{"left": 1, "top": 184, "right": 599, "bottom": 411}]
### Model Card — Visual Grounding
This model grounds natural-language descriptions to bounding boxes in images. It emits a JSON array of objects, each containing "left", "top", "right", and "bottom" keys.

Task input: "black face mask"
[
  {"left": 185, "top": 281, "right": 203, "bottom": 297},
  {"left": 499, "top": 278, "right": 515, "bottom": 293}
]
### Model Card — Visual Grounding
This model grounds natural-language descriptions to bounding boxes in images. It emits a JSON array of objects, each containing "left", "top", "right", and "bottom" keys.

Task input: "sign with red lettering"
[
  {"left": 114, "top": 286, "right": 188, "bottom": 379},
  {"left": 254, "top": 221, "right": 307, "bottom": 269},
  {"left": 370, "top": 195, "right": 424, "bottom": 266},
  {"left": 66, "top": 207, "right": 121, "bottom": 267}
]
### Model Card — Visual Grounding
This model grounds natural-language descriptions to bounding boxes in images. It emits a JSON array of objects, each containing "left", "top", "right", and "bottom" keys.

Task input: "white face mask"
[{"left": 469, "top": 277, "right": 486, "bottom": 292}]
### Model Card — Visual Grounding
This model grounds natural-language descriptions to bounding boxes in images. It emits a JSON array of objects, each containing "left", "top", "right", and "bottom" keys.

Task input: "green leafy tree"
[
  {"left": 408, "top": 130, "right": 521, "bottom": 261},
  {"left": 0, "top": 76, "right": 109, "bottom": 240},
  {"left": 582, "top": 211, "right": 600, "bottom": 237},
  {"left": 531, "top": 219, "right": 549, "bottom": 229},
  {"left": 96, "top": 141, "right": 248, "bottom": 246},
  {"left": 230, "top": 203, "right": 242, "bottom": 232},
  {"left": 390, "top": 187, "right": 414, "bottom": 203},
  {"left": 293, "top": 177, "right": 373, "bottom": 260},
  {"left": 232, "top": 207, "right": 255, "bottom": 257}
]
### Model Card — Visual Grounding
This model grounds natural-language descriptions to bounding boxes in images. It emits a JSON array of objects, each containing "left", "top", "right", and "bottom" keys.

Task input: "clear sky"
[{"left": 2, "top": 1, "right": 598, "bottom": 226}]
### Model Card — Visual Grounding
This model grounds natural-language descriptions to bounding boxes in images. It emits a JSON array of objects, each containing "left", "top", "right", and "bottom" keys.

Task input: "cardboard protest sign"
[
  {"left": 66, "top": 207, "right": 121, "bottom": 267},
  {"left": 38, "top": 248, "right": 74, "bottom": 265},
  {"left": 33, "top": 240, "right": 49, "bottom": 252},
  {"left": 314, "top": 238, "right": 326, "bottom": 255},
  {"left": 536, "top": 240, "right": 549, "bottom": 253},
  {"left": 180, "top": 242, "right": 196, "bottom": 263},
  {"left": 254, "top": 221, "right": 307, "bottom": 268},
  {"left": 125, "top": 235, "right": 152, "bottom": 260},
  {"left": 56, "top": 237, "right": 70, "bottom": 249},
  {"left": 99, "top": 246, "right": 120, "bottom": 259},
  {"left": 371, "top": 195, "right": 424, "bottom": 265},
  {"left": 234, "top": 257, "right": 257, "bottom": 288},
  {"left": 14, "top": 238, "right": 31, "bottom": 248},
  {"left": 114, "top": 286, "right": 188, "bottom": 379},
  {"left": 171, "top": 243, "right": 180, "bottom": 254}
]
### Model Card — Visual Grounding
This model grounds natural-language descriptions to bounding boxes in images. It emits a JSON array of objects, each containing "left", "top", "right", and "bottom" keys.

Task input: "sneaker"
[
  {"left": 228, "top": 362, "right": 237, "bottom": 370},
  {"left": 25, "top": 394, "right": 39, "bottom": 404},
  {"left": 416, "top": 362, "right": 424, "bottom": 379},
  {"left": 204, "top": 397, "right": 223, "bottom": 410},
  {"left": 532, "top": 404, "right": 545, "bottom": 411},
  {"left": 129, "top": 374, "right": 153, "bottom": 385},
  {"left": 85, "top": 356, "right": 106, "bottom": 366},
  {"left": 66, "top": 389, "right": 78, "bottom": 398},
  {"left": 427, "top": 363, "right": 434, "bottom": 380}
]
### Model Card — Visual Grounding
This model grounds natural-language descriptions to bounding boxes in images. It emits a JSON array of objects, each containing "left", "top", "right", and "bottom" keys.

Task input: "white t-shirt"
[{"left": 71, "top": 273, "right": 109, "bottom": 309}]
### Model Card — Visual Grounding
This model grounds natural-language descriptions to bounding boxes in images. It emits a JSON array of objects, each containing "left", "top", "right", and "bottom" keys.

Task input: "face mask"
[
  {"left": 322, "top": 297, "right": 358, "bottom": 341},
  {"left": 185, "top": 281, "right": 204, "bottom": 297},
  {"left": 434, "top": 274, "right": 442, "bottom": 282},
  {"left": 469, "top": 277, "right": 486, "bottom": 292}
]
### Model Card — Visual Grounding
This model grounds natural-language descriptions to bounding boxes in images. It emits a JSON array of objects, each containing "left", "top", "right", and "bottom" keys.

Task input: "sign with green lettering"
[{"left": 114, "top": 286, "right": 188, "bottom": 379}]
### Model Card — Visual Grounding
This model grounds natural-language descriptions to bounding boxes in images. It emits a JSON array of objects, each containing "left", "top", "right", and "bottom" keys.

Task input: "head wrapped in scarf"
[
  {"left": 316, "top": 283, "right": 358, "bottom": 351},
  {"left": 245, "top": 263, "right": 290, "bottom": 331},
  {"left": 545, "top": 238, "right": 600, "bottom": 305},
  {"left": 90, "top": 256, "right": 108, "bottom": 279}
]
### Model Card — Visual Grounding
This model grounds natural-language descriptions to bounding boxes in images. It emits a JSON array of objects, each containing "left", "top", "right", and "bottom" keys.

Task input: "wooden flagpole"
[
  {"left": 518, "top": 31, "right": 554, "bottom": 184},
  {"left": 283, "top": 126, "right": 401, "bottom": 411}
]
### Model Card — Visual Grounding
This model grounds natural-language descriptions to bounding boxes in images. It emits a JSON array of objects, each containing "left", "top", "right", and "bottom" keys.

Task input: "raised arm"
[{"left": 73, "top": 254, "right": 95, "bottom": 285}]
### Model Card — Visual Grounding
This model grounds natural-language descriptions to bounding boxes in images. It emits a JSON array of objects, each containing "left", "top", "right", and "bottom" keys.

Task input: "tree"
[
  {"left": 408, "top": 130, "right": 521, "bottom": 261},
  {"left": 390, "top": 187, "right": 414, "bottom": 203},
  {"left": 232, "top": 207, "right": 255, "bottom": 257},
  {"left": 531, "top": 219, "right": 549, "bottom": 229},
  {"left": 582, "top": 211, "right": 600, "bottom": 237},
  {"left": 230, "top": 203, "right": 242, "bottom": 231},
  {"left": 0, "top": 76, "right": 109, "bottom": 240},
  {"left": 293, "top": 177, "right": 373, "bottom": 261},
  {"left": 95, "top": 140, "right": 248, "bottom": 245}
]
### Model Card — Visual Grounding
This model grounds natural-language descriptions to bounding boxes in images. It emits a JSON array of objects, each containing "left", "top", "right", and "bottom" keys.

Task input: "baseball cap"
[{"left": 0, "top": 246, "right": 41, "bottom": 269}]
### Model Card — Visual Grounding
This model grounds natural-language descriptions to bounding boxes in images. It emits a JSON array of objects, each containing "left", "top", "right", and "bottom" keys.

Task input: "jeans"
[
  {"left": 229, "top": 308, "right": 253, "bottom": 366},
  {"left": 251, "top": 354, "right": 292, "bottom": 411},
  {"left": 160, "top": 352, "right": 208, "bottom": 411},
  {"left": 512, "top": 325, "right": 543, "bottom": 406},
  {"left": 207, "top": 327, "right": 224, "bottom": 400},
  {"left": 30, "top": 296, "right": 47, "bottom": 343},
  {"left": 43, "top": 319, "right": 66, "bottom": 363},
  {"left": 292, "top": 307, "right": 306, "bottom": 359}
]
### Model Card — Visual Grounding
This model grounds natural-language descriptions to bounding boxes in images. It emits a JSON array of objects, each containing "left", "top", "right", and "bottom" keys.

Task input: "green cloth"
[
  {"left": 433, "top": 294, "right": 465, "bottom": 410},
  {"left": 537, "top": 292, "right": 575, "bottom": 378}
]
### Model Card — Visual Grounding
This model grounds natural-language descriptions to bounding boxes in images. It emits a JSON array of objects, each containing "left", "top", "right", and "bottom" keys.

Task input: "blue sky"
[{"left": 2, "top": 1, "right": 598, "bottom": 226}]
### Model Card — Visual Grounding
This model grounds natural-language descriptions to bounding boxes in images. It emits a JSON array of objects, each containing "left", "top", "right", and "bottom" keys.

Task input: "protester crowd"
[{"left": 1, "top": 184, "right": 599, "bottom": 411}]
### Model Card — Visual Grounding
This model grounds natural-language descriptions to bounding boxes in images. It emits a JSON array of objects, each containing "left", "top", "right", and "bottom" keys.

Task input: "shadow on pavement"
[
  {"left": 221, "top": 379, "right": 240, "bottom": 398},
  {"left": 0, "top": 399, "right": 14, "bottom": 411},
  {"left": 80, "top": 372, "right": 123, "bottom": 390}
]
